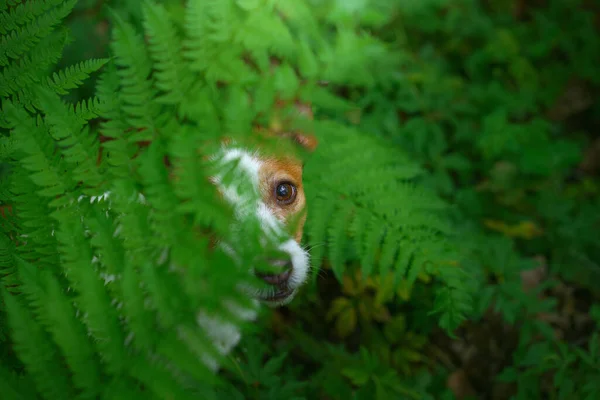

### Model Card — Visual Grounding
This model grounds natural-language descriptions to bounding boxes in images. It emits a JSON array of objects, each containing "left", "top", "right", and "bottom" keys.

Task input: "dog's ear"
[
  {"left": 292, "top": 133, "right": 318, "bottom": 152},
  {"left": 292, "top": 100, "right": 317, "bottom": 152}
]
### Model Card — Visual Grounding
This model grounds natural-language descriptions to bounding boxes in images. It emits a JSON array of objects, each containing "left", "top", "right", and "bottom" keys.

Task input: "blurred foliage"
[{"left": 2, "top": 0, "right": 600, "bottom": 399}]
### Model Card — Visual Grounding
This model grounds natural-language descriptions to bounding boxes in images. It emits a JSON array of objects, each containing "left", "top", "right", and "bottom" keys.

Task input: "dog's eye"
[{"left": 275, "top": 182, "right": 296, "bottom": 205}]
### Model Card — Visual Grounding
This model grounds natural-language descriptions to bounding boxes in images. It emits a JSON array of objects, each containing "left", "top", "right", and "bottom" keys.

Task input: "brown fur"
[
  {"left": 258, "top": 157, "right": 307, "bottom": 243},
  {"left": 255, "top": 97, "right": 316, "bottom": 244}
]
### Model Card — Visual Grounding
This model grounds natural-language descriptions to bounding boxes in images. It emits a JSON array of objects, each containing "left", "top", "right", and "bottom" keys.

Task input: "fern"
[
  {"left": 35, "top": 87, "right": 104, "bottom": 190},
  {"left": 184, "top": 0, "right": 256, "bottom": 84},
  {"left": 0, "top": 0, "right": 76, "bottom": 66},
  {"left": 7, "top": 180, "right": 57, "bottom": 275},
  {"left": 16, "top": 257, "right": 102, "bottom": 397},
  {"left": 95, "top": 61, "right": 134, "bottom": 176},
  {"left": 47, "top": 58, "right": 109, "bottom": 95},
  {"left": 1, "top": 286, "right": 74, "bottom": 399},
  {"left": 0, "top": 29, "right": 68, "bottom": 98},
  {"left": 0, "top": 0, "right": 476, "bottom": 397},
  {"left": 0, "top": 0, "right": 63, "bottom": 35},
  {"left": 304, "top": 121, "right": 473, "bottom": 331},
  {"left": 109, "top": 11, "right": 160, "bottom": 138},
  {"left": 54, "top": 204, "right": 129, "bottom": 374},
  {"left": 0, "top": 230, "right": 17, "bottom": 289},
  {"left": 0, "top": 362, "right": 40, "bottom": 400},
  {"left": 4, "top": 102, "right": 71, "bottom": 202},
  {"left": 142, "top": 0, "right": 193, "bottom": 108}
]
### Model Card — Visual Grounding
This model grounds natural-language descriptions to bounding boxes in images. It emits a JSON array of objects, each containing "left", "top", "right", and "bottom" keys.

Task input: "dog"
[
  {"left": 90, "top": 106, "right": 316, "bottom": 371},
  {"left": 77, "top": 117, "right": 315, "bottom": 372},
  {"left": 85, "top": 65, "right": 318, "bottom": 370},
  {"left": 196, "top": 99, "right": 318, "bottom": 371}
]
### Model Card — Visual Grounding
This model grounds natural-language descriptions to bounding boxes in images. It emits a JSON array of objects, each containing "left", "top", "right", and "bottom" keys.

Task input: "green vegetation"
[{"left": 1, "top": 0, "right": 599, "bottom": 399}]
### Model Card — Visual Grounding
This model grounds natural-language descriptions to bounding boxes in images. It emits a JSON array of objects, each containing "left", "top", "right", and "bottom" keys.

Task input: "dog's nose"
[{"left": 256, "top": 260, "right": 293, "bottom": 286}]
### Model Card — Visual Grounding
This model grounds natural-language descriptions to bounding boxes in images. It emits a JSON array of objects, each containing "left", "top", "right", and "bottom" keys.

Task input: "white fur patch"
[
  {"left": 279, "top": 239, "right": 309, "bottom": 290},
  {"left": 196, "top": 299, "right": 258, "bottom": 371},
  {"left": 211, "top": 148, "right": 262, "bottom": 220}
]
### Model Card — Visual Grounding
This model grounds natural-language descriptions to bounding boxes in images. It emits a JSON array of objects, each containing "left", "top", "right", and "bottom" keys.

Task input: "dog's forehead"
[{"left": 257, "top": 157, "right": 303, "bottom": 182}]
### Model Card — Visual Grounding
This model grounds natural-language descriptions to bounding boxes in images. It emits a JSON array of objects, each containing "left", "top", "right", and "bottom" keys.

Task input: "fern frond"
[
  {"left": 306, "top": 198, "right": 336, "bottom": 275},
  {"left": 378, "top": 227, "right": 397, "bottom": 278},
  {"left": 392, "top": 239, "right": 415, "bottom": 285},
  {"left": 119, "top": 255, "right": 154, "bottom": 350},
  {"left": 430, "top": 261, "right": 473, "bottom": 333},
  {"left": 235, "top": 7, "right": 296, "bottom": 66},
  {"left": 275, "top": 1, "right": 321, "bottom": 43},
  {"left": 47, "top": 58, "right": 109, "bottom": 95},
  {"left": 110, "top": 13, "right": 160, "bottom": 137},
  {"left": 127, "top": 354, "right": 205, "bottom": 400},
  {"left": 359, "top": 214, "right": 384, "bottom": 278},
  {"left": 169, "top": 125, "right": 230, "bottom": 233},
  {"left": 99, "top": 377, "right": 145, "bottom": 400},
  {"left": 0, "top": 0, "right": 76, "bottom": 66},
  {"left": 16, "top": 257, "right": 103, "bottom": 397},
  {"left": 5, "top": 102, "right": 71, "bottom": 204},
  {"left": 184, "top": 0, "right": 254, "bottom": 84},
  {"left": 0, "top": 0, "right": 63, "bottom": 35},
  {"left": 107, "top": 179, "right": 195, "bottom": 326},
  {"left": 137, "top": 139, "right": 182, "bottom": 248},
  {"left": 0, "top": 362, "right": 40, "bottom": 400},
  {"left": 153, "top": 325, "right": 220, "bottom": 385},
  {"left": 0, "top": 0, "right": 22, "bottom": 13},
  {"left": 90, "top": 180, "right": 223, "bottom": 388},
  {"left": 142, "top": 0, "right": 194, "bottom": 108},
  {"left": 0, "top": 28, "right": 68, "bottom": 97},
  {"left": 34, "top": 87, "right": 104, "bottom": 190},
  {"left": 74, "top": 95, "right": 102, "bottom": 117},
  {"left": 326, "top": 202, "right": 353, "bottom": 280},
  {"left": 95, "top": 62, "right": 134, "bottom": 176},
  {"left": 305, "top": 120, "right": 472, "bottom": 330},
  {"left": 85, "top": 205, "right": 125, "bottom": 290},
  {"left": 0, "top": 142, "right": 10, "bottom": 165},
  {"left": 1, "top": 287, "right": 74, "bottom": 400},
  {"left": 141, "top": 258, "right": 189, "bottom": 330},
  {"left": 53, "top": 206, "right": 127, "bottom": 374},
  {"left": 10, "top": 168, "right": 59, "bottom": 271},
  {"left": 0, "top": 232, "right": 17, "bottom": 290},
  {"left": 223, "top": 85, "right": 255, "bottom": 136}
]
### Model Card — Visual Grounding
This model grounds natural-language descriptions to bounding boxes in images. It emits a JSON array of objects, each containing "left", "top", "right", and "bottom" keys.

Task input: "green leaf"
[
  {"left": 335, "top": 305, "right": 357, "bottom": 338},
  {"left": 341, "top": 366, "right": 370, "bottom": 386}
]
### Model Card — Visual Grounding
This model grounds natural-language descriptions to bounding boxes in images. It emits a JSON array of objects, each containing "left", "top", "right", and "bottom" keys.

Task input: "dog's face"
[{"left": 212, "top": 132, "right": 317, "bottom": 306}]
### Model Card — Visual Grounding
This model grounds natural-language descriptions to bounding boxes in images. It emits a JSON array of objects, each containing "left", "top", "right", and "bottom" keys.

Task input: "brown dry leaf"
[
  {"left": 447, "top": 369, "right": 477, "bottom": 400},
  {"left": 0, "top": 204, "right": 12, "bottom": 218},
  {"left": 520, "top": 257, "right": 547, "bottom": 292}
]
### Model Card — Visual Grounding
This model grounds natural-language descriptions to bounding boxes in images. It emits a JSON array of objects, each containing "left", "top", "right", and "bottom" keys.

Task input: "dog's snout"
[{"left": 256, "top": 259, "right": 293, "bottom": 286}]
